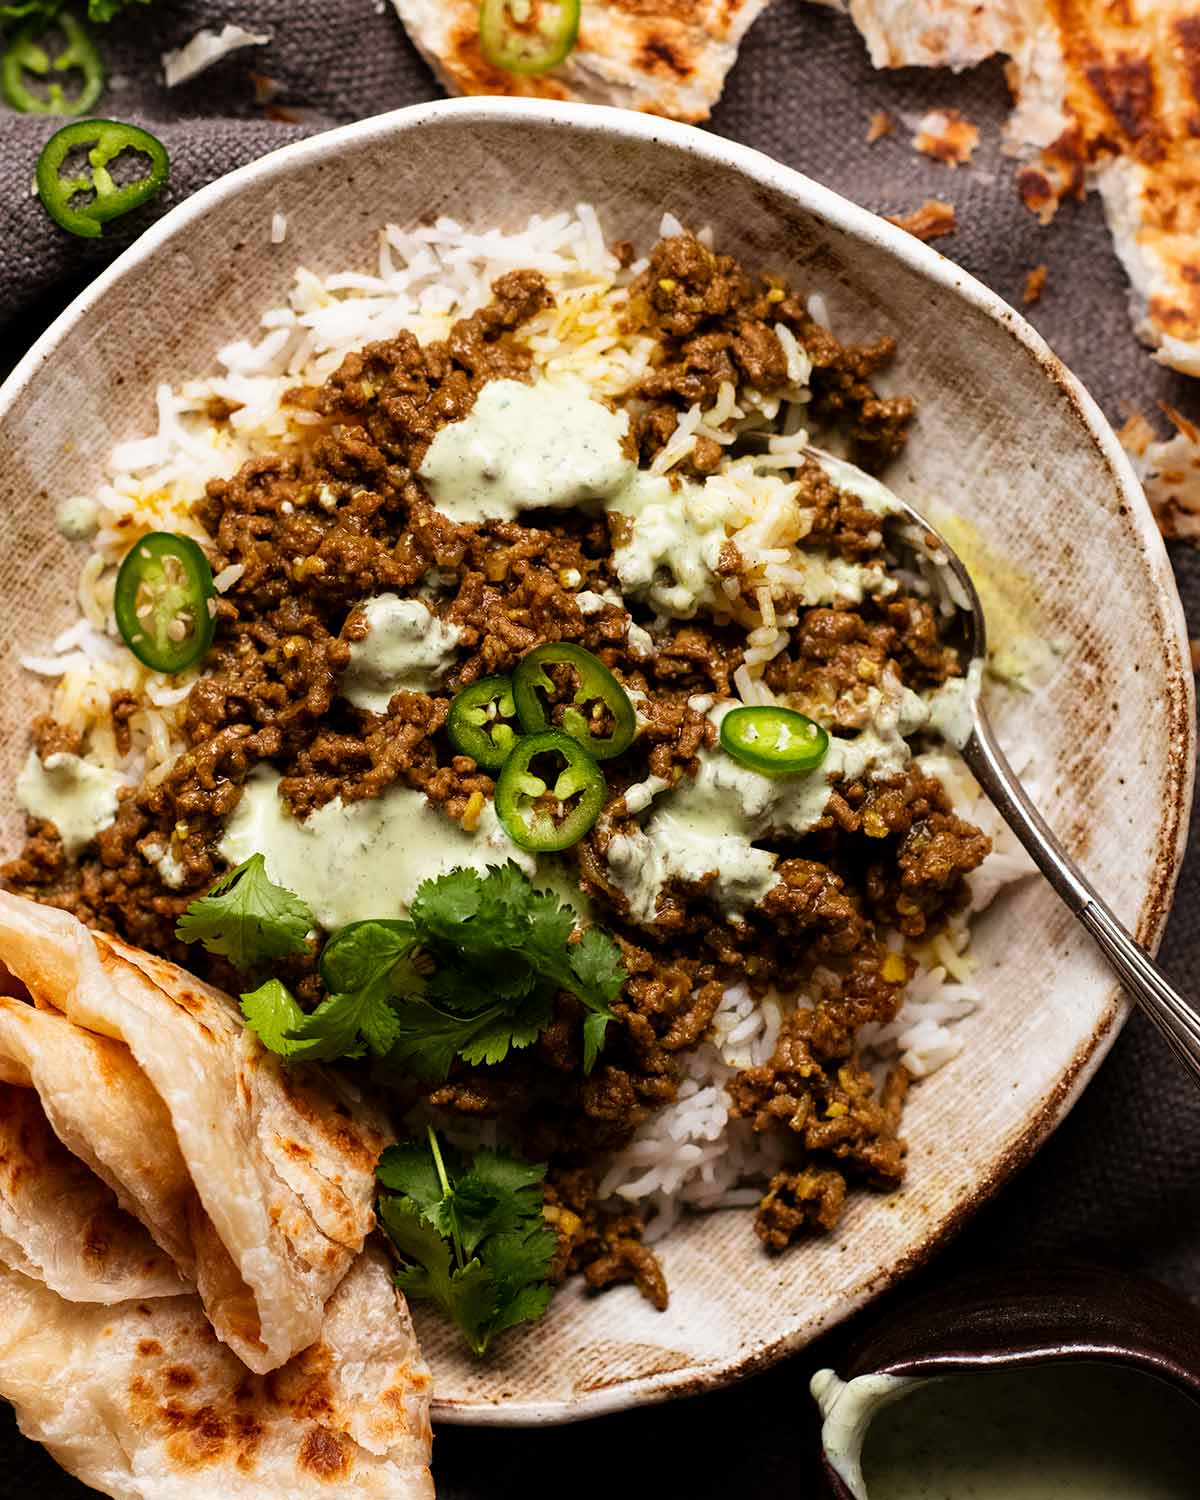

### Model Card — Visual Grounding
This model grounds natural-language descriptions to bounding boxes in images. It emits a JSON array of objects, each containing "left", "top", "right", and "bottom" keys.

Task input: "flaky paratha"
[
  {"left": 0, "top": 892, "right": 390, "bottom": 1373},
  {"left": 829, "top": 0, "right": 1200, "bottom": 375},
  {"left": 393, "top": 0, "right": 772, "bottom": 122},
  {"left": 0, "top": 1083, "right": 186, "bottom": 1304},
  {"left": 0, "top": 995, "right": 195, "bottom": 1272},
  {"left": 0, "top": 1245, "right": 433, "bottom": 1499}
]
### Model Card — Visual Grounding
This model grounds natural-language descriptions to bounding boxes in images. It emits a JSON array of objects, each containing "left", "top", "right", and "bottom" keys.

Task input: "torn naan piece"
[
  {"left": 0, "top": 1083, "right": 186, "bottom": 1304},
  {"left": 0, "top": 1245, "right": 434, "bottom": 1500},
  {"left": 393, "top": 0, "right": 772, "bottom": 122},
  {"left": 0, "top": 891, "right": 390, "bottom": 1374},
  {"left": 827, "top": 0, "right": 1030, "bottom": 72},
  {"left": 1120, "top": 405, "right": 1200, "bottom": 538},
  {"left": 828, "top": 0, "right": 1200, "bottom": 375}
]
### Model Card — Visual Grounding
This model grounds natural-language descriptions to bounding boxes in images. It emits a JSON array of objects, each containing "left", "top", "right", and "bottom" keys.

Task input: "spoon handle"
[{"left": 964, "top": 702, "right": 1200, "bottom": 1084}]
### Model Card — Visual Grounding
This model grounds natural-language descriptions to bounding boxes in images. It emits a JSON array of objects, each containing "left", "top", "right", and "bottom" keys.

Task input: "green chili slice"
[
  {"left": 113, "top": 532, "right": 216, "bottom": 675},
  {"left": 36, "top": 117, "right": 169, "bottom": 239},
  {"left": 478, "top": 0, "right": 580, "bottom": 74},
  {"left": 494, "top": 730, "right": 606, "bottom": 852},
  {"left": 446, "top": 674, "right": 521, "bottom": 771},
  {"left": 2, "top": 13, "right": 104, "bottom": 115},
  {"left": 512, "top": 642, "right": 636, "bottom": 762},
  {"left": 719, "top": 706, "right": 830, "bottom": 775}
]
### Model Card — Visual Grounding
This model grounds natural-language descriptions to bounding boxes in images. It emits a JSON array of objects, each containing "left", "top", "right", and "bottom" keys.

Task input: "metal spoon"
[{"left": 743, "top": 435, "right": 1200, "bottom": 1081}]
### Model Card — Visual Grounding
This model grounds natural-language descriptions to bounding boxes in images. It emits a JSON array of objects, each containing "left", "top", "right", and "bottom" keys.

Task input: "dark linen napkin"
[{"left": 1, "top": 2, "right": 1199, "bottom": 1495}]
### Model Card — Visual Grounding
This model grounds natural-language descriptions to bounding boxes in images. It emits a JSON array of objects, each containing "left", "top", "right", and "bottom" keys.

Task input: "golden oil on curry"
[{"left": 924, "top": 503, "right": 1059, "bottom": 691}]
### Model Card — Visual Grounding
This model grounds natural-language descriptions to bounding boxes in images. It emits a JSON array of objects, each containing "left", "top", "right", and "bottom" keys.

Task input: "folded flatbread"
[
  {"left": 826, "top": 0, "right": 1200, "bottom": 376},
  {"left": 0, "top": 1082, "right": 186, "bottom": 1304},
  {"left": 393, "top": 0, "right": 773, "bottom": 122},
  {"left": 0, "top": 892, "right": 390, "bottom": 1374},
  {"left": 0, "top": 994, "right": 195, "bottom": 1273},
  {"left": 0, "top": 1244, "right": 434, "bottom": 1499}
]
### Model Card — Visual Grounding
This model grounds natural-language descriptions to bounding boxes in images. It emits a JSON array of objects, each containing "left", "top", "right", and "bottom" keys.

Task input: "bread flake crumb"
[
  {"left": 912, "top": 108, "right": 979, "bottom": 167},
  {"left": 1022, "top": 264, "right": 1049, "bottom": 304},
  {"left": 886, "top": 200, "right": 957, "bottom": 242}
]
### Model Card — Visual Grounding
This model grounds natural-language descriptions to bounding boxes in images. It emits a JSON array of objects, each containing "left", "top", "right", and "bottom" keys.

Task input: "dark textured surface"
[{"left": 1, "top": 1, "right": 1199, "bottom": 1495}]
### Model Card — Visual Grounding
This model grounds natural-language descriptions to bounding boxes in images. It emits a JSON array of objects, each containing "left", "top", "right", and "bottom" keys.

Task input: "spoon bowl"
[{"left": 878, "top": 460, "right": 1200, "bottom": 1083}]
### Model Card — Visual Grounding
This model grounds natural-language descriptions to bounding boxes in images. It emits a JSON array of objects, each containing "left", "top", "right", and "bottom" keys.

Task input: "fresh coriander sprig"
[
  {"left": 376, "top": 1128, "right": 558, "bottom": 1356},
  {"left": 229, "top": 861, "right": 626, "bottom": 1077},
  {"left": 389, "top": 862, "right": 625, "bottom": 1076},
  {"left": 175, "top": 853, "right": 314, "bottom": 971},
  {"left": 236, "top": 920, "right": 422, "bottom": 1063}
]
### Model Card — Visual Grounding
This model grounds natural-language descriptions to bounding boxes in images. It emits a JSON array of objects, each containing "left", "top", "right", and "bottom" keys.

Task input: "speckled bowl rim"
[{"left": 0, "top": 98, "right": 1192, "bottom": 1427}]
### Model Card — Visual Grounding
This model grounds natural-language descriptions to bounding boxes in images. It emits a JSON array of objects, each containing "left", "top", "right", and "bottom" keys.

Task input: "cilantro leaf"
[
  {"left": 469, "top": 1148, "right": 547, "bottom": 1198},
  {"left": 389, "top": 998, "right": 508, "bottom": 1082},
  {"left": 439, "top": 1147, "right": 547, "bottom": 1257},
  {"left": 239, "top": 978, "right": 366, "bottom": 1062},
  {"left": 482, "top": 1223, "right": 558, "bottom": 1337},
  {"left": 426, "top": 955, "right": 531, "bottom": 1009},
  {"left": 240, "top": 979, "right": 312, "bottom": 1057},
  {"left": 380, "top": 1195, "right": 498, "bottom": 1355},
  {"left": 455, "top": 985, "right": 555, "bottom": 1069},
  {"left": 488, "top": 1280, "right": 555, "bottom": 1339},
  {"left": 376, "top": 1131, "right": 557, "bottom": 1356},
  {"left": 177, "top": 854, "right": 314, "bottom": 971},
  {"left": 375, "top": 1141, "right": 449, "bottom": 1210},
  {"left": 318, "top": 920, "right": 422, "bottom": 997},
  {"left": 582, "top": 1011, "right": 610, "bottom": 1074},
  {"left": 568, "top": 926, "right": 628, "bottom": 1009},
  {"left": 240, "top": 977, "right": 407, "bottom": 1064},
  {"left": 409, "top": 866, "right": 484, "bottom": 937},
  {"left": 440, "top": 1176, "right": 508, "bottom": 1258},
  {"left": 415, "top": 865, "right": 538, "bottom": 1002},
  {"left": 283, "top": 990, "right": 387, "bottom": 1061}
]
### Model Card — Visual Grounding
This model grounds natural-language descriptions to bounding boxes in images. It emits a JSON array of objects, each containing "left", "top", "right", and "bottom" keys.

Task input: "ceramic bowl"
[
  {"left": 812, "top": 1263, "right": 1200, "bottom": 1497},
  {"left": 0, "top": 99, "right": 1192, "bottom": 1424}
]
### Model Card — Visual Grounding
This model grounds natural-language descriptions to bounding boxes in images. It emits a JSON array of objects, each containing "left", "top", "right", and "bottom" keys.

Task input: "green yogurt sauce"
[{"left": 858, "top": 1363, "right": 1198, "bottom": 1500}]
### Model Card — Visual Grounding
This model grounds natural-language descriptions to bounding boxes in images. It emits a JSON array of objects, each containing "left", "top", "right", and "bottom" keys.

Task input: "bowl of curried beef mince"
[{"left": 0, "top": 99, "right": 1191, "bottom": 1423}]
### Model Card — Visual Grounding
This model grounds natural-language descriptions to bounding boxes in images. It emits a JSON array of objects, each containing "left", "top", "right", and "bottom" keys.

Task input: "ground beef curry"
[{"left": 4, "top": 234, "right": 990, "bottom": 1306}]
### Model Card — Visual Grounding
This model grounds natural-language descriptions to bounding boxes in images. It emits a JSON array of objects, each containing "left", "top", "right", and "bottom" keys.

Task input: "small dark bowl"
[{"left": 812, "top": 1262, "right": 1200, "bottom": 1499}]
